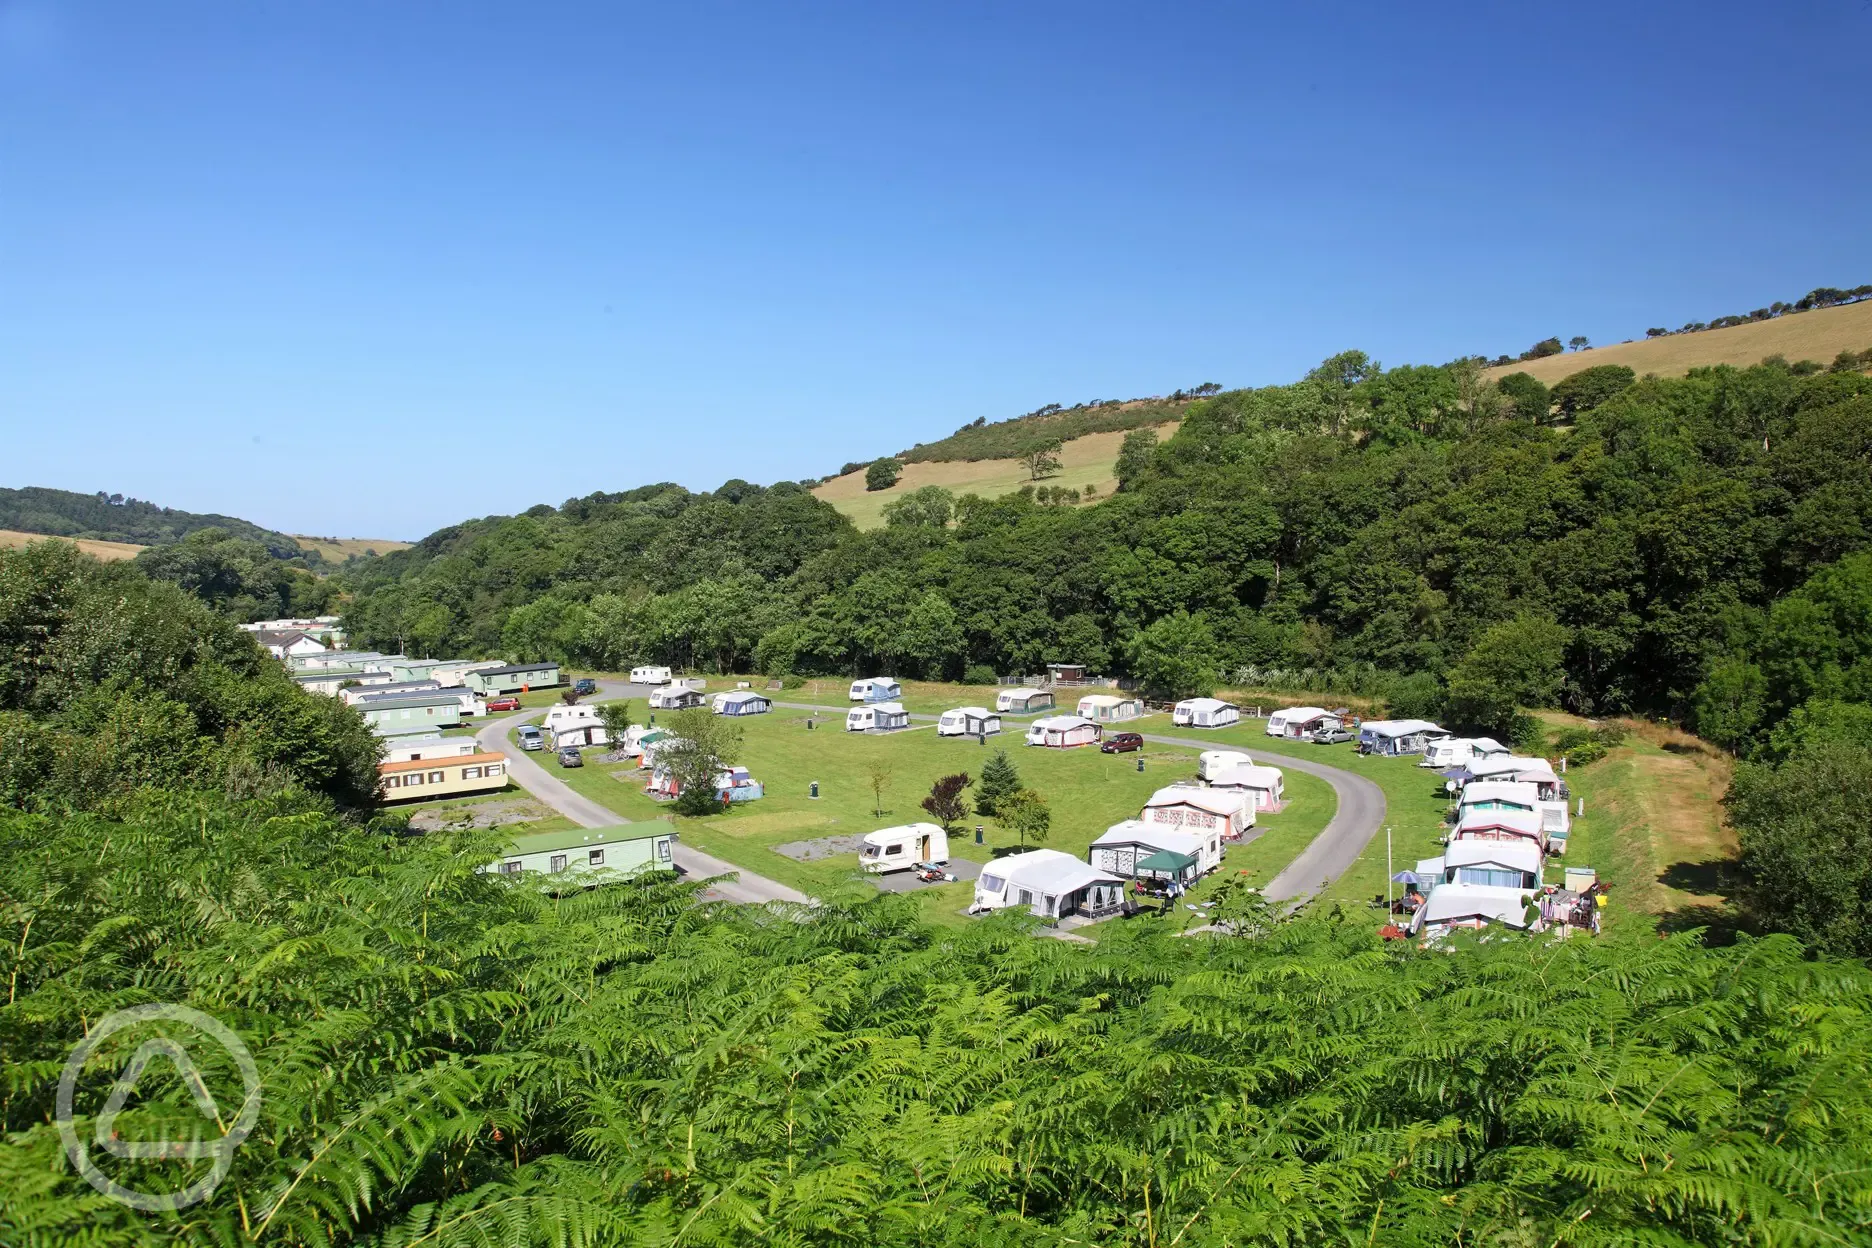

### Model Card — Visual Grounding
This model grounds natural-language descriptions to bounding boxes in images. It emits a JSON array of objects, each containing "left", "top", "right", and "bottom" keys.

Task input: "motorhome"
[
  {"left": 937, "top": 706, "right": 1001, "bottom": 737},
  {"left": 630, "top": 666, "right": 673, "bottom": 685},
  {"left": 859, "top": 823, "right": 950, "bottom": 873},
  {"left": 846, "top": 702, "right": 911, "bottom": 732},
  {"left": 1172, "top": 698, "right": 1240, "bottom": 728},
  {"left": 848, "top": 677, "right": 903, "bottom": 703}
]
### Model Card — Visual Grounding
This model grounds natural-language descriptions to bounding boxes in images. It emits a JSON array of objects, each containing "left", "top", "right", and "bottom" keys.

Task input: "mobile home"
[
  {"left": 648, "top": 685, "right": 705, "bottom": 710},
  {"left": 937, "top": 706, "right": 1001, "bottom": 737},
  {"left": 712, "top": 690, "right": 772, "bottom": 716},
  {"left": 859, "top": 823, "right": 950, "bottom": 873},
  {"left": 1140, "top": 786, "right": 1254, "bottom": 838},
  {"left": 1024, "top": 714, "right": 1100, "bottom": 748},
  {"left": 382, "top": 735, "right": 481, "bottom": 764},
  {"left": 1076, "top": 693, "right": 1143, "bottom": 723},
  {"left": 846, "top": 702, "right": 911, "bottom": 732},
  {"left": 995, "top": 687, "right": 1055, "bottom": 713},
  {"left": 970, "top": 849, "right": 1125, "bottom": 920},
  {"left": 1197, "top": 749, "right": 1254, "bottom": 781},
  {"left": 1265, "top": 706, "right": 1338, "bottom": 739},
  {"left": 1089, "top": 819, "right": 1221, "bottom": 877},
  {"left": 293, "top": 668, "right": 391, "bottom": 697},
  {"left": 485, "top": 823, "right": 678, "bottom": 883},
  {"left": 1357, "top": 719, "right": 1451, "bottom": 757},
  {"left": 630, "top": 665, "right": 674, "bottom": 685},
  {"left": 379, "top": 750, "right": 509, "bottom": 801},
  {"left": 464, "top": 662, "right": 563, "bottom": 697},
  {"left": 849, "top": 677, "right": 903, "bottom": 703},
  {"left": 255, "top": 629, "right": 328, "bottom": 661},
  {"left": 357, "top": 692, "right": 467, "bottom": 736},
  {"left": 1172, "top": 698, "right": 1239, "bottom": 728},
  {"left": 1207, "top": 763, "right": 1285, "bottom": 810}
]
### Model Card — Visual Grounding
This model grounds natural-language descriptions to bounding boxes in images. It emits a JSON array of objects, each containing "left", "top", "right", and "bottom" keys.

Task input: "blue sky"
[{"left": 3, "top": 1, "right": 1869, "bottom": 539}]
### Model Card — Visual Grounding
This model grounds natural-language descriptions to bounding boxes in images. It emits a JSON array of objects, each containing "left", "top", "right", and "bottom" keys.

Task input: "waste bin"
[
  {"left": 974, "top": 824, "right": 984, "bottom": 845},
  {"left": 810, "top": 781, "right": 820, "bottom": 799}
]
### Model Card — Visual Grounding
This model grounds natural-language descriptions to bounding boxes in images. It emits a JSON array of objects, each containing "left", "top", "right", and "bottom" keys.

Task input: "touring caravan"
[
  {"left": 1422, "top": 736, "right": 1510, "bottom": 768},
  {"left": 1090, "top": 819, "right": 1222, "bottom": 877},
  {"left": 849, "top": 677, "right": 903, "bottom": 703},
  {"left": 937, "top": 706, "right": 1001, "bottom": 737},
  {"left": 1208, "top": 763, "right": 1285, "bottom": 810},
  {"left": 1173, "top": 698, "right": 1240, "bottom": 728},
  {"left": 1197, "top": 749, "right": 1254, "bottom": 781},
  {"left": 995, "top": 687, "right": 1055, "bottom": 713},
  {"left": 1265, "top": 706, "right": 1337, "bottom": 739},
  {"left": 630, "top": 666, "right": 673, "bottom": 686},
  {"left": 847, "top": 702, "right": 911, "bottom": 732},
  {"left": 1358, "top": 719, "right": 1451, "bottom": 757},
  {"left": 859, "top": 823, "right": 950, "bottom": 873},
  {"left": 1076, "top": 694, "right": 1144, "bottom": 723},
  {"left": 648, "top": 685, "right": 704, "bottom": 710},
  {"left": 1141, "top": 785, "right": 1254, "bottom": 838},
  {"left": 543, "top": 704, "right": 608, "bottom": 749},
  {"left": 1024, "top": 715, "right": 1100, "bottom": 748},
  {"left": 971, "top": 850, "right": 1125, "bottom": 920},
  {"left": 712, "top": 690, "right": 772, "bottom": 716}
]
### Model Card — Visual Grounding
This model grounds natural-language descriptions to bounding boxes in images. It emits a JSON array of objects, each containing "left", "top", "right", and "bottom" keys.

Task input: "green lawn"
[{"left": 511, "top": 711, "right": 1336, "bottom": 926}]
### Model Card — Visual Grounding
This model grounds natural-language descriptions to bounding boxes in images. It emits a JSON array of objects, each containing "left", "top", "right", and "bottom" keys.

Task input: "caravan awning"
[{"left": 1134, "top": 849, "right": 1197, "bottom": 875}]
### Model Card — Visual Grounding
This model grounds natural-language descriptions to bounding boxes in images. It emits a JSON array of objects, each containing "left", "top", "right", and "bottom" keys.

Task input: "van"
[{"left": 516, "top": 725, "right": 544, "bottom": 751}]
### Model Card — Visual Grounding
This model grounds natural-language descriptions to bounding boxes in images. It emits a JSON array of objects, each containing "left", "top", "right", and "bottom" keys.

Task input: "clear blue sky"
[{"left": 4, "top": 1, "right": 1868, "bottom": 539}]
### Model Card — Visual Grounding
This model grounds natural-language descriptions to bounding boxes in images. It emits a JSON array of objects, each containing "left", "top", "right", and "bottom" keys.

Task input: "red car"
[
  {"left": 485, "top": 696, "right": 522, "bottom": 712},
  {"left": 1100, "top": 732, "right": 1145, "bottom": 754}
]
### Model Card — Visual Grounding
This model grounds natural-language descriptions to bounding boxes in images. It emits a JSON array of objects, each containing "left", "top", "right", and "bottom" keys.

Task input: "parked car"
[
  {"left": 516, "top": 725, "right": 544, "bottom": 751},
  {"left": 1311, "top": 726, "right": 1353, "bottom": 745},
  {"left": 1100, "top": 732, "right": 1145, "bottom": 754},
  {"left": 572, "top": 678, "right": 597, "bottom": 696},
  {"left": 486, "top": 696, "right": 522, "bottom": 712},
  {"left": 556, "top": 747, "right": 584, "bottom": 768}
]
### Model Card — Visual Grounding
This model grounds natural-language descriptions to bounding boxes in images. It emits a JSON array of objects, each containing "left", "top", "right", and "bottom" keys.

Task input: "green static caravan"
[
  {"left": 464, "top": 661, "right": 563, "bottom": 696},
  {"left": 387, "top": 657, "right": 460, "bottom": 684},
  {"left": 357, "top": 691, "right": 467, "bottom": 735},
  {"left": 487, "top": 823, "right": 678, "bottom": 883}
]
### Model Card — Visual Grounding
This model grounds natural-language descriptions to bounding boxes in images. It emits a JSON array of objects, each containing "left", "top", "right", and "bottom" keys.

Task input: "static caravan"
[
  {"left": 859, "top": 823, "right": 950, "bottom": 873},
  {"left": 1208, "top": 763, "right": 1285, "bottom": 810},
  {"left": 1089, "top": 819, "right": 1221, "bottom": 878},
  {"left": 970, "top": 849, "right": 1125, "bottom": 920},
  {"left": 849, "top": 677, "right": 903, "bottom": 703},
  {"left": 1407, "top": 883, "right": 1537, "bottom": 939},
  {"left": 431, "top": 659, "right": 507, "bottom": 688},
  {"left": 292, "top": 649, "right": 384, "bottom": 672},
  {"left": 293, "top": 669, "right": 390, "bottom": 697},
  {"left": 387, "top": 658, "right": 452, "bottom": 683},
  {"left": 486, "top": 823, "right": 677, "bottom": 883},
  {"left": 1077, "top": 693, "right": 1144, "bottom": 723},
  {"left": 1357, "top": 718, "right": 1451, "bottom": 757},
  {"left": 255, "top": 629, "right": 328, "bottom": 661},
  {"left": 543, "top": 704, "right": 608, "bottom": 749},
  {"left": 465, "top": 662, "right": 563, "bottom": 697},
  {"left": 379, "top": 751, "right": 509, "bottom": 801},
  {"left": 713, "top": 691, "right": 772, "bottom": 716},
  {"left": 1422, "top": 736, "right": 1510, "bottom": 769},
  {"left": 1141, "top": 786, "right": 1254, "bottom": 838},
  {"left": 1024, "top": 715, "right": 1100, "bottom": 748},
  {"left": 352, "top": 682, "right": 480, "bottom": 715},
  {"left": 1265, "top": 706, "right": 1337, "bottom": 739},
  {"left": 382, "top": 735, "right": 480, "bottom": 764},
  {"left": 995, "top": 688, "right": 1055, "bottom": 713},
  {"left": 1173, "top": 698, "right": 1239, "bottom": 728},
  {"left": 1422, "top": 838, "right": 1544, "bottom": 893},
  {"left": 846, "top": 702, "right": 911, "bottom": 732},
  {"left": 358, "top": 692, "right": 466, "bottom": 736},
  {"left": 648, "top": 685, "right": 705, "bottom": 710},
  {"left": 1198, "top": 749, "right": 1253, "bottom": 781},
  {"left": 937, "top": 706, "right": 1001, "bottom": 737},
  {"left": 630, "top": 665, "right": 674, "bottom": 685}
]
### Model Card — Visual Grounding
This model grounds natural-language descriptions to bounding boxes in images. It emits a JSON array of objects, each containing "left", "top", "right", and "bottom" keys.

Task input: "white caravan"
[
  {"left": 630, "top": 665, "right": 673, "bottom": 685},
  {"left": 859, "top": 823, "right": 950, "bottom": 873}
]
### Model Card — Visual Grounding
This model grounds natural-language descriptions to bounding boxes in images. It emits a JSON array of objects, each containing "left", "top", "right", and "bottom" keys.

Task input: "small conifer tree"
[{"left": 974, "top": 749, "right": 1021, "bottom": 817}]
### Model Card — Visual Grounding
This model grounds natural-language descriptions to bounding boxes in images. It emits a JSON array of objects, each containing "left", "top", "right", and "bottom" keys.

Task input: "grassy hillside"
[
  {"left": 0, "top": 528, "right": 145, "bottom": 561},
  {"left": 0, "top": 484, "right": 306, "bottom": 559},
  {"left": 814, "top": 423, "right": 1179, "bottom": 528},
  {"left": 290, "top": 534, "right": 413, "bottom": 562},
  {"left": 897, "top": 398, "right": 1189, "bottom": 464},
  {"left": 1488, "top": 299, "right": 1872, "bottom": 385}
]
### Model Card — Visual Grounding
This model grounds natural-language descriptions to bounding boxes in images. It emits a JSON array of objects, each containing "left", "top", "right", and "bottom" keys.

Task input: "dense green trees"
[
  {"left": 865, "top": 457, "right": 903, "bottom": 490},
  {"left": 0, "top": 542, "right": 380, "bottom": 812},
  {"left": 6, "top": 791, "right": 1872, "bottom": 1245},
  {"left": 1729, "top": 741, "right": 1872, "bottom": 957},
  {"left": 135, "top": 526, "right": 336, "bottom": 622}
]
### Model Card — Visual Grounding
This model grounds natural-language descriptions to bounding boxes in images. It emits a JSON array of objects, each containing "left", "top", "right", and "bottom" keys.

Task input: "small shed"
[
  {"left": 1357, "top": 718, "right": 1451, "bottom": 757},
  {"left": 1024, "top": 714, "right": 1100, "bottom": 748},
  {"left": 1090, "top": 819, "right": 1221, "bottom": 876},
  {"left": 1197, "top": 749, "right": 1253, "bottom": 781},
  {"left": 849, "top": 677, "right": 903, "bottom": 703},
  {"left": 713, "top": 690, "right": 772, "bottom": 716},
  {"left": 860, "top": 823, "right": 950, "bottom": 873},
  {"left": 1208, "top": 762, "right": 1285, "bottom": 810},
  {"left": 1045, "top": 662, "right": 1088, "bottom": 685},
  {"left": 1172, "top": 698, "right": 1239, "bottom": 728},
  {"left": 995, "top": 687, "right": 1055, "bottom": 713},
  {"left": 937, "top": 706, "right": 1001, "bottom": 737},
  {"left": 1265, "top": 706, "right": 1338, "bottom": 739},
  {"left": 1077, "top": 693, "right": 1144, "bottom": 723},
  {"left": 846, "top": 702, "right": 911, "bottom": 732},
  {"left": 648, "top": 685, "right": 705, "bottom": 710},
  {"left": 1141, "top": 785, "right": 1253, "bottom": 838}
]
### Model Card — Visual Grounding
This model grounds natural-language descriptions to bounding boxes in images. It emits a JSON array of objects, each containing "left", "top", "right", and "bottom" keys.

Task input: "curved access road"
[
  {"left": 475, "top": 697, "right": 809, "bottom": 907},
  {"left": 1136, "top": 731, "right": 1386, "bottom": 903}
]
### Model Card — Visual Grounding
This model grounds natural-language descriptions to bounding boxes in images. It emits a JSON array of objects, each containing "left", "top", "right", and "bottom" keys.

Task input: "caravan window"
[
  {"left": 885, "top": 843, "right": 903, "bottom": 856},
  {"left": 979, "top": 874, "right": 1004, "bottom": 893},
  {"left": 862, "top": 845, "right": 881, "bottom": 859},
  {"left": 550, "top": 854, "right": 567, "bottom": 872},
  {"left": 589, "top": 849, "right": 605, "bottom": 866},
  {"left": 656, "top": 838, "right": 672, "bottom": 861}
]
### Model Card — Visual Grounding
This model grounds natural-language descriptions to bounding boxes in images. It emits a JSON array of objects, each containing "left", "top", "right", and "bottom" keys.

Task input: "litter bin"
[
  {"left": 810, "top": 781, "right": 820, "bottom": 800},
  {"left": 1136, "top": 757, "right": 1145, "bottom": 773},
  {"left": 974, "top": 824, "right": 984, "bottom": 845}
]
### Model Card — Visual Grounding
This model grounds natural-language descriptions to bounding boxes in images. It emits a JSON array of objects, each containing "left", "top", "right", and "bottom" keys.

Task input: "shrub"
[
  {"left": 1551, "top": 364, "right": 1637, "bottom": 418},
  {"left": 865, "top": 458, "right": 904, "bottom": 491},
  {"left": 963, "top": 663, "right": 997, "bottom": 686},
  {"left": 1551, "top": 723, "right": 1629, "bottom": 767}
]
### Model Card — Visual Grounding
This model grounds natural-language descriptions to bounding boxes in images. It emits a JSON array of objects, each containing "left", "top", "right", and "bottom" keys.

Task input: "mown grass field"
[
  {"left": 0, "top": 529, "right": 145, "bottom": 561},
  {"left": 1485, "top": 299, "right": 1872, "bottom": 386},
  {"left": 512, "top": 707, "right": 1335, "bottom": 928},
  {"left": 812, "top": 423, "right": 1179, "bottom": 530},
  {"left": 290, "top": 534, "right": 413, "bottom": 561}
]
